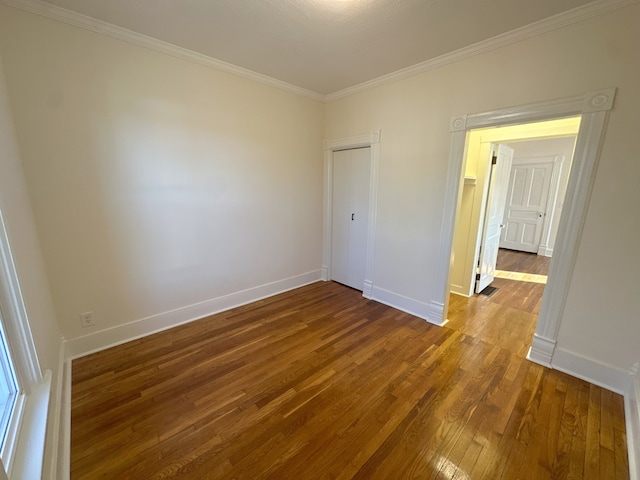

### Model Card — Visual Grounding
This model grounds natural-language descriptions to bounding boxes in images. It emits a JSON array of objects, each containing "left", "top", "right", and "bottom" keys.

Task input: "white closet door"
[{"left": 331, "top": 148, "right": 370, "bottom": 290}]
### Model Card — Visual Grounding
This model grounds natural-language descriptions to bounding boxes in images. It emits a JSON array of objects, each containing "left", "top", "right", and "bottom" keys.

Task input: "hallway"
[{"left": 447, "top": 249, "right": 550, "bottom": 358}]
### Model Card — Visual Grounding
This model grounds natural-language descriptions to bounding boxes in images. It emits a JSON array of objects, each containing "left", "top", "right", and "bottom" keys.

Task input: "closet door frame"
[{"left": 322, "top": 130, "right": 381, "bottom": 299}]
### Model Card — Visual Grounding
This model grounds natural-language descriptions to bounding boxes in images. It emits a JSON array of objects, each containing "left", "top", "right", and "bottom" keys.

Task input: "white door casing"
[
  {"left": 331, "top": 148, "right": 371, "bottom": 290},
  {"left": 500, "top": 159, "right": 554, "bottom": 253},
  {"left": 476, "top": 144, "right": 513, "bottom": 293},
  {"left": 433, "top": 88, "right": 615, "bottom": 367},
  {"left": 322, "top": 131, "right": 381, "bottom": 299}
]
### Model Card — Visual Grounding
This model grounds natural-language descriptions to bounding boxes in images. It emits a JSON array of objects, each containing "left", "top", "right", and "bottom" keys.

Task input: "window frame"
[{"left": 0, "top": 208, "right": 44, "bottom": 474}]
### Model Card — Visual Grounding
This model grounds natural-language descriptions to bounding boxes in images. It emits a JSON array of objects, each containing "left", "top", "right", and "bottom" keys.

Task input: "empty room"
[{"left": 0, "top": 0, "right": 638, "bottom": 478}]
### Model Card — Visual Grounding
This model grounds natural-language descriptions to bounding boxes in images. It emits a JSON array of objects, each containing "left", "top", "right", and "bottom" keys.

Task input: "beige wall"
[
  {"left": 0, "top": 58, "right": 60, "bottom": 377},
  {"left": 0, "top": 55, "right": 63, "bottom": 475},
  {"left": 0, "top": 2, "right": 638, "bottom": 374},
  {"left": 0, "top": 6, "right": 324, "bottom": 341},
  {"left": 325, "top": 4, "right": 640, "bottom": 370}
]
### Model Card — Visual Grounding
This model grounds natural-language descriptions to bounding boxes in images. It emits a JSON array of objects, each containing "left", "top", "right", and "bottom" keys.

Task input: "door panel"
[
  {"left": 500, "top": 159, "right": 554, "bottom": 253},
  {"left": 331, "top": 148, "right": 370, "bottom": 290},
  {"left": 331, "top": 150, "right": 351, "bottom": 285},
  {"left": 476, "top": 144, "right": 513, "bottom": 293},
  {"left": 346, "top": 149, "right": 370, "bottom": 289}
]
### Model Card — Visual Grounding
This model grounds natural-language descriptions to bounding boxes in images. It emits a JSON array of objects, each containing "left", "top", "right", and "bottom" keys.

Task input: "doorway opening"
[
  {"left": 432, "top": 88, "right": 615, "bottom": 367},
  {"left": 449, "top": 117, "right": 580, "bottom": 299},
  {"left": 447, "top": 117, "right": 580, "bottom": 357}
]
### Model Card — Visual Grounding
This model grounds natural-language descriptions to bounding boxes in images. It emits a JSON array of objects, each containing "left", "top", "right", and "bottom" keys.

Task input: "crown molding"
[
  {"left": 325, "top": 0, "right": 639, "bottom": 102},
  {"left": 0, "top": 0, "right": 325, "bottom": 102},
  {"left": 1, "top": 0, "right": 636, "bottom": 103}
]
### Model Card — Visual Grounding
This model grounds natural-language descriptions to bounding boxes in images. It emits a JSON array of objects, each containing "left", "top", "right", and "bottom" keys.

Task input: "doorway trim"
[
  {"left": 434, "top": 88, "right": 616, "bottom": 368},
  {"left": 322, "top": 130, "right": 381, "bottom": 298}
]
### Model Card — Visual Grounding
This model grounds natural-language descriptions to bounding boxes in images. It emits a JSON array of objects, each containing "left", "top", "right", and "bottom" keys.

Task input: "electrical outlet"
[{"left": 80, "top": 311, "right": 95, "bottom": 328}]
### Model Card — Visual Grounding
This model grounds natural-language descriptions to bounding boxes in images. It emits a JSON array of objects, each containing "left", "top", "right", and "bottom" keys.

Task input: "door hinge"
[
  {"left": 476, "top": 273, "right": 481, "bottom": 280},
  {"left": 491, "top": 154, "right": 497, "bottom": 165}
]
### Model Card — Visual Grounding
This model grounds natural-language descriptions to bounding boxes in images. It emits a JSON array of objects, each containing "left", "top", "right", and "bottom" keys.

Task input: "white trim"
[
  {"left": 9, "top": 370, "right": 51, "bottom": 480},
  {"left": 550, "top": 347, "right": 629, "bottom": 395},
  {"left": 0, "top": 0, "right": 324, "bottom": 102},
  {"left": 1, "top": 0, "right": 635, "bottom": 104},
  {"left": 449, "top": 288, "right": 472, "bottom": 298},
  {"left": 0, "top": 397, "right": 24, "bottom": 476},
  {"left": 57, "top": 358, "right": 71, "bottom": 480},
  {"left": 370, "top": 286, "right": 447, "bottom": 327},
  {"left": 537, "top": 246, "right": 554, "bottom": 257},
  {"left": 362, "top": 281, "right": 374, "bottom": 300},
  {"left": 0, "top": 211, "right": 41, "bottom": 389},
  {"left": 526, "top": 334, "right": 556, "bottom": 369},
  {"left": 322, "top": 131, "right": 380, "bottom": 300},
  {"left": 371, "top": 286, "right": 429, "bottom": 322},
  {"left": 43, "top": 336, "right": 68, "bottom": 480},
  {"left": 326, "top": 0, "right": 638, "bottom": 101},
  {"left": 320, "top": 265, "right": 329, "bottom": 282},
  {"left": 67, "top": 270, "right": 322, "bottom": 359},
  {"left": 437, "top": 88, "right": 615, "bottom": 366},
  {"left": 426, "top": 301, "right": 448, "bottom": 327},
  {"left": 626, "top": 364, "right": 640, "bottom": 480}
]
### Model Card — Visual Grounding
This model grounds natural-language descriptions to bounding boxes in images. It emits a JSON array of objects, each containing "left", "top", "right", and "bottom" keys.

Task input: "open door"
[{"left": 476, "top": 144, "right": 514, "bottom": 293}]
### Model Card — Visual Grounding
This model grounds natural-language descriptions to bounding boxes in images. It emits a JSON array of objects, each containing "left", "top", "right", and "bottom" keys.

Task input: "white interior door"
[
  {"left": 500, "top": 159, "right": 554, "bottom": 253},
  {"left": 476, "top": 144, "right": 514, "bottom": 293},
  {"left": 331, "top": 148, "right": 370, "bottom": 290}
]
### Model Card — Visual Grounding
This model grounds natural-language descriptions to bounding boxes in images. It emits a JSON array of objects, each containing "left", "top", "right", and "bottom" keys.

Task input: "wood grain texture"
[
  {"left": 496, "top": 248, "right": 551, "bottom": 275},
  {"left": 71, "top": 253, "right": 627, "bottom": 479}
]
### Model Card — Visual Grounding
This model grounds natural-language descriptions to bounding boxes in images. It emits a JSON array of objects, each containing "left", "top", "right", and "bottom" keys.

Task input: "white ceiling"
[{"left": 38, "top": 0, "right": 597, "bottom": 95}]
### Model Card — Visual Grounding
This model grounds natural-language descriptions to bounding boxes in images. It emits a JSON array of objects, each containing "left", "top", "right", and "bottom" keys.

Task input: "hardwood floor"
[
  {"left": 496, "top": 248, "right": 551, "bottom": 276},
  {"left": 448, "top": 249, "right": 550, "bottom": 357},
  {"left": 71, "top": 274, "right": 628, "bottom": 478}
]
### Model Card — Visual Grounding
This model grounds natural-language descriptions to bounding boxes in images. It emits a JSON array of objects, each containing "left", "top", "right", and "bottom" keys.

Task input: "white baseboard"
[
  {"left": 371, "top": 286, "right": 446, "bottom": 326},
  {"left": 426, "top": 300, "right": 448, "bottom": 327},
  {"left": 321, "top": 265, "right": 329, "bottom": 281},
  {"left": 551, "top": 347, "right": 629, "bottom": 395},
  {"left": 626, "top": 364, "right": 640, "bottom": 480},
  {"left": 362, "top": 280, "right": 373, "bottom": 299},
  {"left": 449, "top": 284, "right": 472, "bottom": 297},
  {"left": 42, "top": 335, "right": 67, "bottom": 480},
  {"left": 449, "top": 288, "right": 472, "bottom": 298},
  {"left": 537, "top": 245, "right": 553, "bottom": 257},
  {"left": 57, "top": 358, "right": 71, "bottom": 480},
  {"left": 67, "top": 270, "right": 322, "bottom": 359},
  {"left": 527, "top": 333, "right": 556, "bottom": 368}
]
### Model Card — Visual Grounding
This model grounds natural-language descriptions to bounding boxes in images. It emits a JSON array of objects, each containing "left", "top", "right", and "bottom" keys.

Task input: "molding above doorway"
[
  {"left": 436, "top": 87, "right": 616, "bottom": 369},
  {"left": 322, "top": 130, "right": 380, "bottom": 299}
]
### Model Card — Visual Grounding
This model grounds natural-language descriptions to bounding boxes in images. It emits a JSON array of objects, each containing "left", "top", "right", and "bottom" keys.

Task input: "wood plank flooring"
[
  {"left": 496, "top": 248, "right": 551, "bottom": 275},
  {"left": 448, "top": 249, "right": 549, "bottom": 358},
  {"left": 71, "top": 258, "right": 628, "bottom": 479}
]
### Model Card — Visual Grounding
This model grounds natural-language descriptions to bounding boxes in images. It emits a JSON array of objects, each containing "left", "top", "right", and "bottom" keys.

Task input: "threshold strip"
[{"left": 494, "top": 270, "right": 547, "bottom": 284}]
